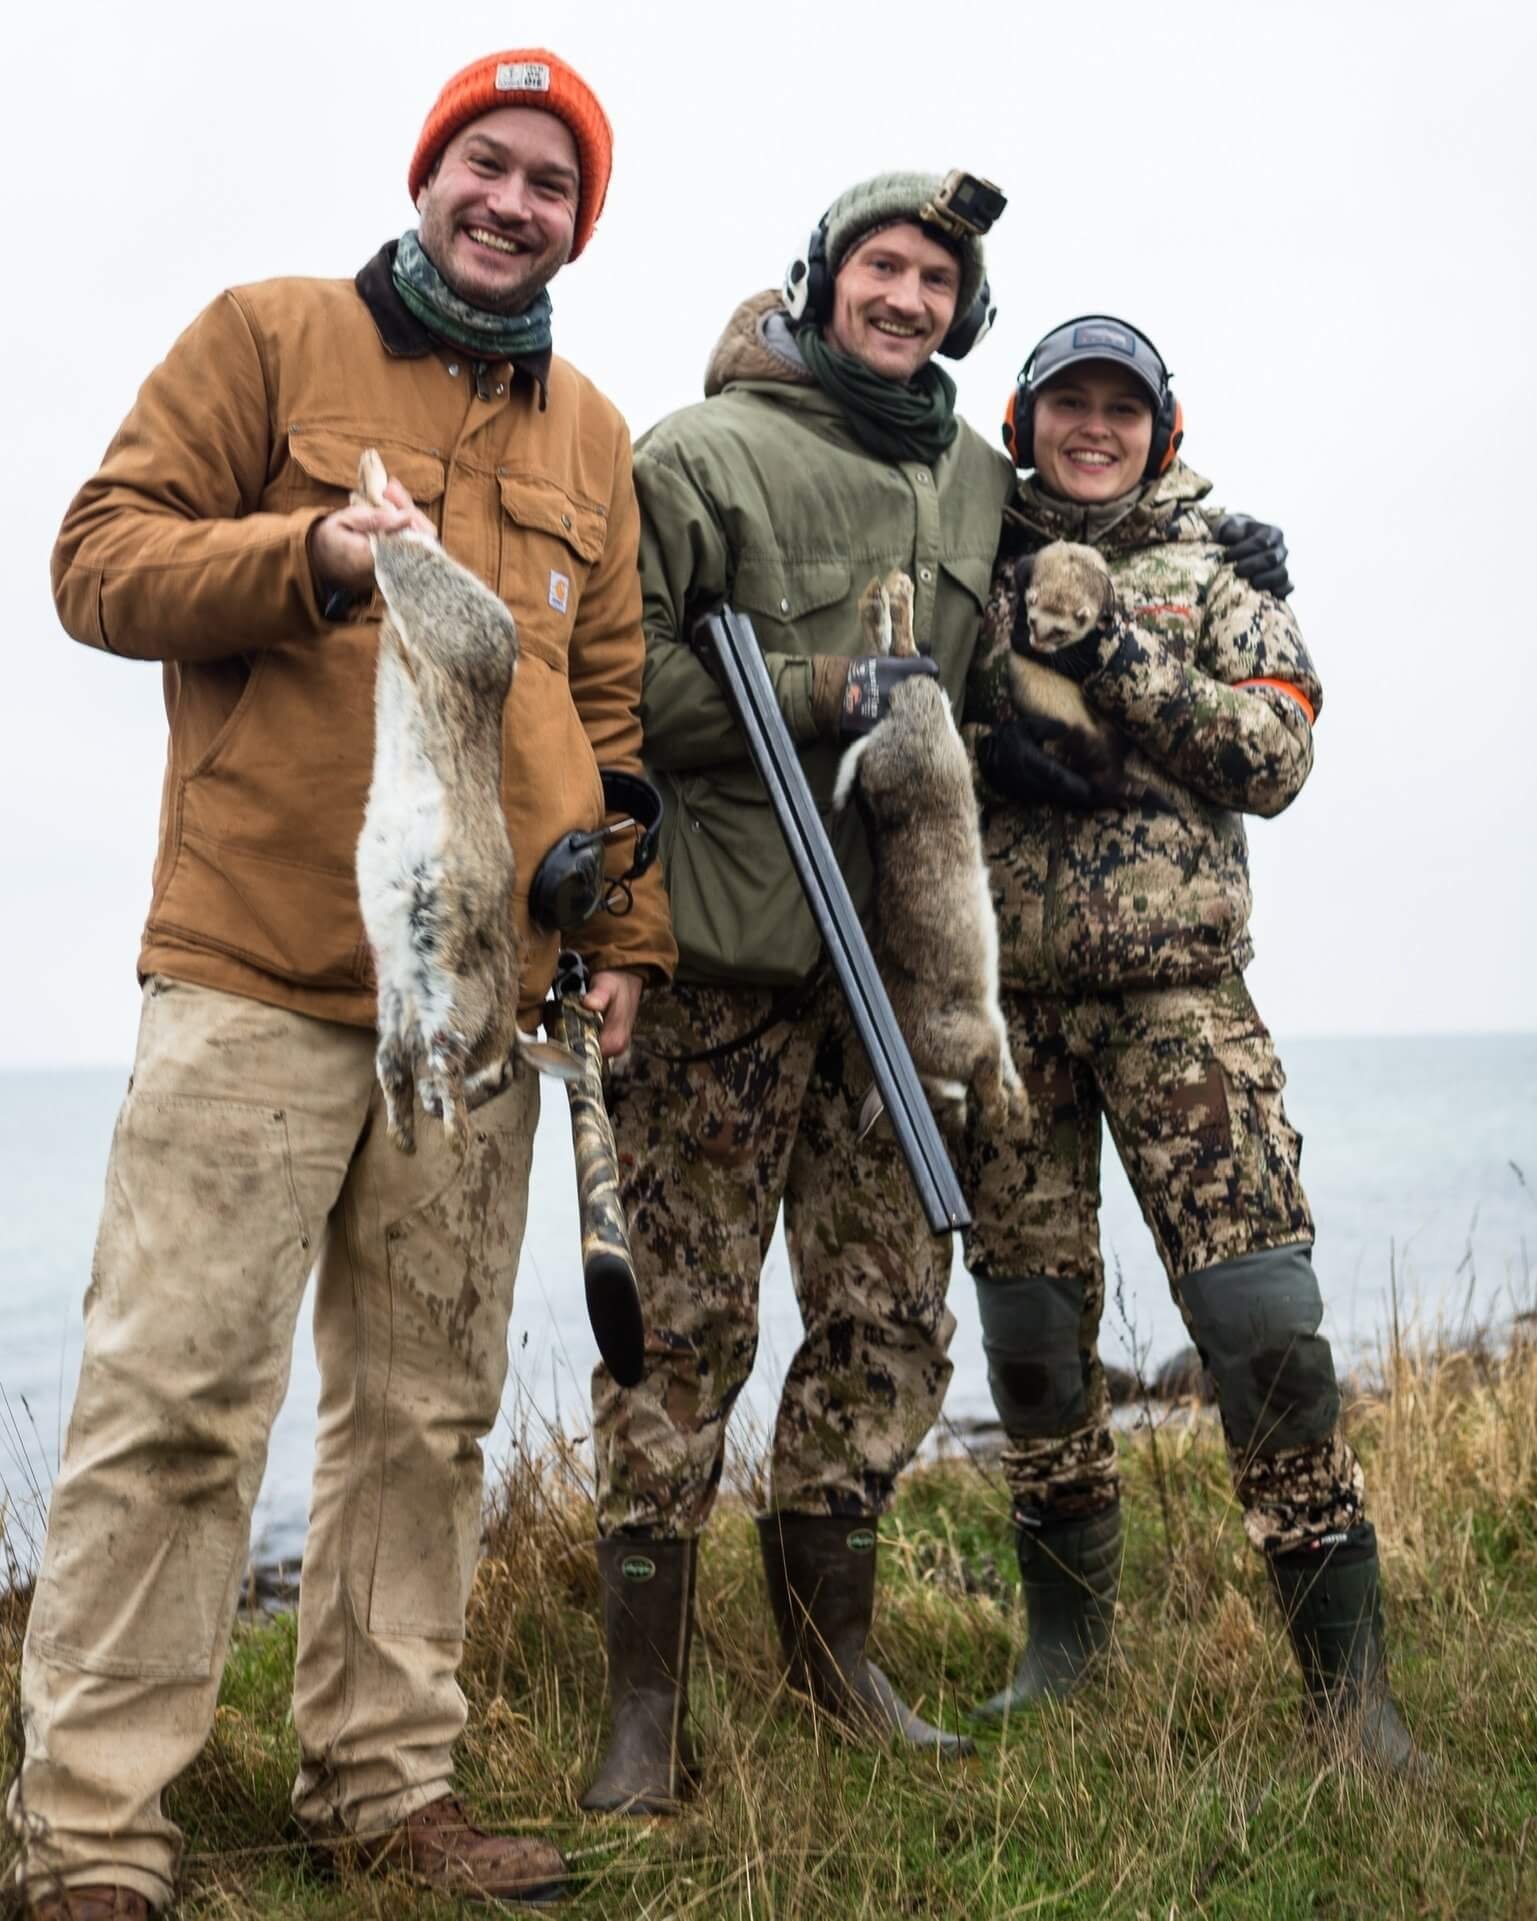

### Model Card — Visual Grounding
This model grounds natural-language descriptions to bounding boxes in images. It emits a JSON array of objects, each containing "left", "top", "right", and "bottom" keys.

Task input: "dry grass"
[{"left": 4, "top": 1328, "right": 1537, "bottom": 1918}]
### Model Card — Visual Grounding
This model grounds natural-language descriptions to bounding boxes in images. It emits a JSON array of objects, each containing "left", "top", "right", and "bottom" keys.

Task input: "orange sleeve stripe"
[{"left": 1234, "top": 676, "right": 1316, "bottom": 726}]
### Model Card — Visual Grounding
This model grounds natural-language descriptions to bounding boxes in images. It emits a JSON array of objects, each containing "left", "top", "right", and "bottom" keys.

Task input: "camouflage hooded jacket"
[{"left": 965, "top": 461, "right": 1322, "bottom": 994}]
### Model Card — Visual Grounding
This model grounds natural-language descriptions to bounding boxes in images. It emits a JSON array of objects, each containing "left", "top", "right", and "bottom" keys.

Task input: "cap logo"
[
  {"left": 1072, "top": 321, "right": 1137, "bottom": 358},
  {"left": 846, "top": 1527, "right": 876, "bottom": 1554},
  {"left": 620, "top": 1554, "right": 656, "bottom": 1583},
  {"left": 496, "top": 61, "right": 551, "bottom": 93}
]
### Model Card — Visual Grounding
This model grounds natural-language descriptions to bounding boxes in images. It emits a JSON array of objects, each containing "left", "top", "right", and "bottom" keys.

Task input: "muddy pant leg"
[
  {"left": 1097, "top": 978, "right": 1363, "bottom": 1551},
  {"left": 771, "top": 989, "right": 955, "bottom": 1517},
  {"left": 962, "top": 992, "right": 1118, "bottom": 1520},
  {"left": 290, "top": 1066, "right": 537, "bottom": 1837},
  {"left": 592, "top": 982, "right": 812, "bottom": 1539},
  {"left": 8, "top": 980, "right": 368, "bottom": 1909}
]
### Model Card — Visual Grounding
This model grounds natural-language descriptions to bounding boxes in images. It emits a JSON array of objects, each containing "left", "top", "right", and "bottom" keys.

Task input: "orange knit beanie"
[{"left": 408, "top": 50, "right": 613, "bottom": 260}]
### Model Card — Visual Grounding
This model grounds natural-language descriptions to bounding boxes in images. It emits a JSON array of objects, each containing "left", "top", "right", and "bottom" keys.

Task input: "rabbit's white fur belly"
[{"left": 357, "top": 647, "right": 456, "bottom": 1062}]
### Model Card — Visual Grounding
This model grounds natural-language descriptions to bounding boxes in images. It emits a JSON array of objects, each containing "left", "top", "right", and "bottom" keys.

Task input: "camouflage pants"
[
  {"left": 963, "top": 976, "right": 1364, "bottom": 1553},
  {"left": 593, "top": 974, "right": 955, "bottom": 1537}
]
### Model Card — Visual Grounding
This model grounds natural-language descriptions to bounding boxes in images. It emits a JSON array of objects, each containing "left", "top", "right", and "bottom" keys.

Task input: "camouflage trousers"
[
  {"left": 592, "top": 974, "right": 956, "bottom": 1538},
  {"left": 963, "top": 975, "right": 1364, "bottom": 1553}
]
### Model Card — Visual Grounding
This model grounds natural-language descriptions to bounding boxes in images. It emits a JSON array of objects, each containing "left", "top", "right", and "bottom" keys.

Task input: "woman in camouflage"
[{"left": 962, "top": 314, "right": 1417, "bottom": 1769}]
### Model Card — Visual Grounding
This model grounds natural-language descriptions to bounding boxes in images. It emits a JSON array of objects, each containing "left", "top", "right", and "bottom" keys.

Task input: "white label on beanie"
[{"left": 495, "top": 61, "right": 551, "bottom": 92}]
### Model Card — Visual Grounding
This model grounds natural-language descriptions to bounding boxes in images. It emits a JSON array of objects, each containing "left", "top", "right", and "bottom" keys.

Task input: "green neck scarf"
[
  {"left": 391, "top": 229, "right": 553, "bottom": 361},
  {"left": 797, "top": 326, "right": 958, "bottom": 466}
]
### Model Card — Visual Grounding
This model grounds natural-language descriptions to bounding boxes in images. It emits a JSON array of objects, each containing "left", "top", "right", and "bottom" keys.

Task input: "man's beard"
[{"left": 422, "top": 221, "right": 567, "bottom": 315}]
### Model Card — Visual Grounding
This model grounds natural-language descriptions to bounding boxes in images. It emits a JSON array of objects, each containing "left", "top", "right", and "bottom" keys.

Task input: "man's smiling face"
[
  {"left": 415, "top": 106, "right": 579, "bottom": 314},
  {"left": 825, "top": 223, "right": 961, "bottom": 383}
]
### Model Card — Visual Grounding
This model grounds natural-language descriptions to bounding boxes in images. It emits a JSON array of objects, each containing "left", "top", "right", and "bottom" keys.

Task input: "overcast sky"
[{"left": 2, "top": 0, "right": 1532, "bottom": 1067}]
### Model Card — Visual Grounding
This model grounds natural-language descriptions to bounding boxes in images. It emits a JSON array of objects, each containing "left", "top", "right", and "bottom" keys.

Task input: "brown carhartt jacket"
[{"left": 51, "top": 246, "right": 675, "bottom": 1028}]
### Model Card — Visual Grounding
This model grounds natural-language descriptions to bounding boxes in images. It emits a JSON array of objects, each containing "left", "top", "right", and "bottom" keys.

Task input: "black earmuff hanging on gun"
[{"left": 528, "top": 769, "right": 664, "bottom": 932}]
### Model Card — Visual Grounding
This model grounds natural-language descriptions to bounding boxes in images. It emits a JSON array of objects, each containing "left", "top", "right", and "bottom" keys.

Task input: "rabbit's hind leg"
[
  {"left": 882, "top": 569, "right": 918, "bottom": 657},
  {"left": 377, "top": 1036, "right": 418, "bottom": 1155},
  {"left": 422, "top": 1029, "right": 471, "bottom": 1148},
  {"left": 920, "top": 1073, "right": 970, "bottom": 1137}
]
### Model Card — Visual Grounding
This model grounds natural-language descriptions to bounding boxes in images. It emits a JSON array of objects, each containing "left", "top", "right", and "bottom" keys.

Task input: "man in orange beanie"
[{"left": 8, "top": 49, "right": 672, "bottom": 1919}]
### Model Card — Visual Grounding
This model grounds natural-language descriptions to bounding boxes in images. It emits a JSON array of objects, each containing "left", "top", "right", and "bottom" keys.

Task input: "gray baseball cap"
[{"left": 1023, "top": 314, "right": 1170, "bottom": 405}]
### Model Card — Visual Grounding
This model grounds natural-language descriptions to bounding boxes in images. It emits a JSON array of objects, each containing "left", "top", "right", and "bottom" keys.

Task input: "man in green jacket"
[
  {"left": 579, "top": 185, "right": 1293, "bottom": 1814},
  {"left": 582, "top": 171, "right": 1013, "bottom": 1812}
]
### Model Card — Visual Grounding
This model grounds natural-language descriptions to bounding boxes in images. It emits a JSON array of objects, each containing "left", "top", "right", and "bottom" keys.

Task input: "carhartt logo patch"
[
  {"left": 495, "top": 61, "right": 551, "bottom": 92},
  {"left": 621, "top": 1554, "right": 657, "bottom": 1583},
  {"left": 846, "top": 1528, "right": 877, "bottom": 1554},
  {"left": 548, "top": 570, "right": 571, "bottom": 614}
]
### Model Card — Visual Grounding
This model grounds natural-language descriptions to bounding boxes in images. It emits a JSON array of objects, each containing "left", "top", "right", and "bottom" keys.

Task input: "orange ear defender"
[
  {"left": 1155, "top": 394, "right": 1184, "bottom": 475},
  {"left": 1001, "top": 314, "right": 1183, "bottom": 479},
  {"left": 1001, "top": 385, "right": 1021, "bottom": 462}
]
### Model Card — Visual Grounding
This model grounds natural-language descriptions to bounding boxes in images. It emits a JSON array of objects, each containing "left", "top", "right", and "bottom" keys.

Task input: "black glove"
[
  {"left": 1213, "top": 515, "right": 1293, "bottom": 599},
  {"left": 1036, "top": 631, "right": 1106, "bottom": 686},
  {"left": 834, "top": 653, "right": 941, "bottom": 738},
  {"left": 976, "top": 714, "right": 1100, "bottom": 810}
]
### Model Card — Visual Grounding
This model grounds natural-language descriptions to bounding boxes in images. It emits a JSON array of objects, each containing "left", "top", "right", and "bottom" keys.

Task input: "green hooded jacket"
[
  {"left": 635, "top": 291, "right": 1014, "bottom": 985},
  {"left": 966, "top": 461, "right": 1323, "bottom": 994}
]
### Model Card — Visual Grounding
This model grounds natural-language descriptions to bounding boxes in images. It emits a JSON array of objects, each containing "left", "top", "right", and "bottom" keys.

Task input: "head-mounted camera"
[
  {"left": 529, "top": 769, "right": 663, "bottom": 932},
  {"left": 918, "top": 169, "right": 1008, "bottom": 241}
]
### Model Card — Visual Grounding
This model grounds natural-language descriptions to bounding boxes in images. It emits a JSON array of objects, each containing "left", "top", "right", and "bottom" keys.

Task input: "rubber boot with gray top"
[
  {"left": 757, "top": 1512, "right": 974, "bottom": 1757},
  {"left": 971, "top": 1503, "right": 1121, "bottom": 1720},
  {"left": 1268, "top": 1522, "right": 1422, "bottom": 1774},
  {"left": 581, "top": 1536, "right": 699, "bottom": 1815}
]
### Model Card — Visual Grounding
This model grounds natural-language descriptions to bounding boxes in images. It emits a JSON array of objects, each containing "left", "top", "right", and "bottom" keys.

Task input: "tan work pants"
[{"left": 8, "top": 977, "right": 537, "bottom": 1910}]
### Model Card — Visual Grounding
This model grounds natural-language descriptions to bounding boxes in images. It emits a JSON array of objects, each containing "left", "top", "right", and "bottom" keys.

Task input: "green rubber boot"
[
  {"left": 581, "top": 1536, "right": 699, "bottom": 1815},
  {"left": 971, "top": 1504, "right": 1121, "bottom": 1720},
  {"left": 1268, "top": 1523, "right": 1422, "bottom": 1774},
  {"left": 758, "top": 1513, "right": 974, "bottom": 1757}
]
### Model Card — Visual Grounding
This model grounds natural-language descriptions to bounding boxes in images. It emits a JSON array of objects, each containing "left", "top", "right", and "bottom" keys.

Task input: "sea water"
[{"left": 3, "top": 1035, "right": 1532, "bottom": 1569}]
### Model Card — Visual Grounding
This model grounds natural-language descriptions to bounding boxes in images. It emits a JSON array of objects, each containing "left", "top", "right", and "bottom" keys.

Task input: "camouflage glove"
[
  {"left": 810, "top": 652, "right": 940, "bottom": 739},
  {"left": 976, "top": 714, "right": 1100, "bottom": 810},
  {"left": 1213, "top": 515, "right": 1293, "bottom": 598}
]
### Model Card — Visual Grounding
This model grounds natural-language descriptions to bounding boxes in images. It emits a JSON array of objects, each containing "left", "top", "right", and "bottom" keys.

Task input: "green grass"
[{"left": 6, "top": 1333, "right": 1537, "bottom": 1918}]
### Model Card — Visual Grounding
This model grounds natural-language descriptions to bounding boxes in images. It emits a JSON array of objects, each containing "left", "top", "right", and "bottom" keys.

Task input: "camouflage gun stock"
[{"left": 553, "top": 951, "right": 646, "bottom": 1387}]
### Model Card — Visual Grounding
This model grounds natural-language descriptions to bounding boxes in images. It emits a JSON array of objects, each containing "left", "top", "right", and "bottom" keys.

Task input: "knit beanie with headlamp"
[{"left": 821, "top": 171, "right": 986, "bottom": 315}]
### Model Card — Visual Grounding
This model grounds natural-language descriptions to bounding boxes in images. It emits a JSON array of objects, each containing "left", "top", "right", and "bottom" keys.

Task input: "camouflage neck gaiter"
[
  {"left": 391, "top": 229, "right": 553, "bottom": 361},
  {"left": 1015, "top": 473, "right": 1156, "bottom": 546}
]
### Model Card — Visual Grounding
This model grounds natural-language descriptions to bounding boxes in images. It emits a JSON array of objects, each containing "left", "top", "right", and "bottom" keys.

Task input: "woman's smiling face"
[{"left": 1032, "top": 363, "right": 1156, "bottom": 502}]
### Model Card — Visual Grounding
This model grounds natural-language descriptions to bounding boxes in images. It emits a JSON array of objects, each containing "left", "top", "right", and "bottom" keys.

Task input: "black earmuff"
[
  {"left": 941, "top": 277, "right": 995, "bottom": 360},
  {"left": 783, "top": 217, "right": 994, "bottom": 362},
  {"left": 1001, "top": 314, "right": 1183, "bottom": 477},
  {"left": 783, "top": 221, "right": 834, "bottom": 329},
  {"left": 528, "top": 770, "right": 663, "bottom": 932}
]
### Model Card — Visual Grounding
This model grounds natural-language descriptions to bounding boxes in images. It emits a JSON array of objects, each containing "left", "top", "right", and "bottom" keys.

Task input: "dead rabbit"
[
  {"left": 353, "top": 448, "right": 576, "bottom": 1151},
  {"left": 833, "top": 569, "right": 1026, "bottom": 1137}
]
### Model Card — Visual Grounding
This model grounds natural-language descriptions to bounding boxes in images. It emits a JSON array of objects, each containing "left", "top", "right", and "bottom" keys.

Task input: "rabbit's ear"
[
  {"left": 856, "top": 1084, "right": 886, "bottom": 1139},
  {"left": 515, "top": 1033, "right": 585, "bottom": 1083}
]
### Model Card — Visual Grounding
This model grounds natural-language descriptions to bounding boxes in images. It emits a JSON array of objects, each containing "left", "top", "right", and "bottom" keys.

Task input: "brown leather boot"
[
  {"left": 28, "top": 1890, "right": 151, "bottom": 1920},
  {"left": 758, "top": 1512, "right": 974, "bottom": 1757},
  {"left": 353, "top": 1794, "right": 567, "bottom": 1905}
]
